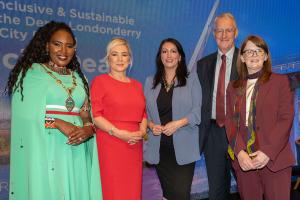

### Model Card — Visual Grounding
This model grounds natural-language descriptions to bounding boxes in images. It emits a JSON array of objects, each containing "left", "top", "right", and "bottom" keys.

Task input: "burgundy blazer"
[{"left": 225, "top": 73, "right": 295, "bottom": 172}]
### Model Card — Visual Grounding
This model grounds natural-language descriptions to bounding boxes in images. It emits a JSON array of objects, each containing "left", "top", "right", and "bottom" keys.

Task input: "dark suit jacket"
[
  {"left": 226, "top": 73, "right": 295, "bottom": 172},
  {"left": 196, "top": 47, "right": 239, "bottom": 153}
]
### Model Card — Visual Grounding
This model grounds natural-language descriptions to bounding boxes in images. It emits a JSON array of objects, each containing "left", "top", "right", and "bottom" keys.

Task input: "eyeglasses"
[
  {"left": 214, "top": 28, "right": 235, "bottom": 37},
  {"left": 242, "top": 49, "right": 265, "bottom": 57}
]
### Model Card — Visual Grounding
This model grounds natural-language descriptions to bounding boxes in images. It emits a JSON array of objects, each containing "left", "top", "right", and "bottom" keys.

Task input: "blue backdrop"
[{"left": 1, "top": 0, "right": 300, "bottom": 199}]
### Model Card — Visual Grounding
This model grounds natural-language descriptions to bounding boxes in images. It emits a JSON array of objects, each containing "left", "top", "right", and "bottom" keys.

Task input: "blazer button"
[{"left": 256, "top": 126, "right": 260, "bottom": 131}]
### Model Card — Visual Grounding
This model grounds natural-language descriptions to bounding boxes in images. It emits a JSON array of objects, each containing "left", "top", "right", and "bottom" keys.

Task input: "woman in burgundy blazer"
[{"left": 225, "top": 35, "right": 295, "bottom": 200}]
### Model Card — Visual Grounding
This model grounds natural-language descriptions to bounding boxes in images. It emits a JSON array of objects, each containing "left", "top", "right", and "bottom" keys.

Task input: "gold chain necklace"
[
  {"left": 162, "top": 76, "right": 175, "bottom": 92},
  {"left": 47, "top": 60, "right": 68, "bottom": 75},
  {"left": 41, "top": 64, "right": 77, "bottom": 111}
]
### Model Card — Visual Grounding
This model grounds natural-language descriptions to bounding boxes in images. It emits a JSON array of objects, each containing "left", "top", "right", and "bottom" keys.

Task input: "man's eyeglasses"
[
  {"left": 214, "top": 28, "right": 235, "bottom": 37},
  {"left": 242, "top": 49, "right": 265, "bottom": 57}
]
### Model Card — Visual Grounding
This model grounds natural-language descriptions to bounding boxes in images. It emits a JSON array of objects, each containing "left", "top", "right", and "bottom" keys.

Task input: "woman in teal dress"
[{"left": 5, "top": 21, "right": 102, "bottom": 200}]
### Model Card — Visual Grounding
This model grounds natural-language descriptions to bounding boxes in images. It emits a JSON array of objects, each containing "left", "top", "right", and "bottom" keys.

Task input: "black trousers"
[
  {"left": 155, "top": 144, "right": 195, "bottom": 200},
  {"left": 204, "top": 121, "right": 231, "bottom": 200}
]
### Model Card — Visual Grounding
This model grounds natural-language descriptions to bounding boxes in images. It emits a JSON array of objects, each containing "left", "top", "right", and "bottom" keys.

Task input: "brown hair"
[{"left": 233, "top": 35, "right": 272, "bottom": 88}]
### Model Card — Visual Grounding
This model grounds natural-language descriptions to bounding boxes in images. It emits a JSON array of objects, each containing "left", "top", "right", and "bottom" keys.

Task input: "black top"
[{"left": 157, "top": 84, "right": 174, "bottom": 146}]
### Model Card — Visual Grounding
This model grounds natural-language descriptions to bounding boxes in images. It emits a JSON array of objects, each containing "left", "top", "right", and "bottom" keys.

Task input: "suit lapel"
[
  {"left": 240, "top": 87, "right": 247, "bottom": 126},
  {"left": 256, "top": 75, "right": 273, "bottom": 117},
  {"left": 230, "top": 47, "right": 239, "bottom": 81},
  {"left": 151, "top": 83, "right": 162, "bottom": 124},
  {"left": 208, "top": 53, "right": 218, "bottom": 100}
]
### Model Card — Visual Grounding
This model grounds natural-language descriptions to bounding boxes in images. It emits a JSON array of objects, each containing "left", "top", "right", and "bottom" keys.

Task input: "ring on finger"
[{"left": 79, "top": 137, "right": 82, "bottom": 141}]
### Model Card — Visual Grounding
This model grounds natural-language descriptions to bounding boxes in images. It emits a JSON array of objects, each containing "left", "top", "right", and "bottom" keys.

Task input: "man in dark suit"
[{"left": 196, "top": 13, "right": 239, "bottom": 200}]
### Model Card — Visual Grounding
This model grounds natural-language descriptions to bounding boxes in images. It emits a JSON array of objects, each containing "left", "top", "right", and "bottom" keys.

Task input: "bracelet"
[
  {"left": 142, "top": 133, "right": 148, "bottom": 141},
  {"left": 83, "top": 122, "right": 93, "bottom": 126},
  {"left": 45, "top": 117, "right": 56, "bottom": 128},
  {"left": 83, "top": 122, "right": 96, "bottom": 133}
]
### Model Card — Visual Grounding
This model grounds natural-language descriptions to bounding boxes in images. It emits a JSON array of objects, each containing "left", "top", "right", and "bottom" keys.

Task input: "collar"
[
  {"left": 247, "top": 70, "right": 263, "bottom": 79},
  {"left": 217, "top": 46, "right": 235, "bottom": 60}
]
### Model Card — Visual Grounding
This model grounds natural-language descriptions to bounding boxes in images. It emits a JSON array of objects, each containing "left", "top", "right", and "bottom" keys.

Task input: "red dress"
[{"left": 90, "top": 74, "right": 146, "bottom": 200}]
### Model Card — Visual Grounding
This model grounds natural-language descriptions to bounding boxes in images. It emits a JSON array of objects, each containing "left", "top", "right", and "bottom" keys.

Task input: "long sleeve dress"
[{"left": 10, "top": 63, "right": 102, "bottom": 200}]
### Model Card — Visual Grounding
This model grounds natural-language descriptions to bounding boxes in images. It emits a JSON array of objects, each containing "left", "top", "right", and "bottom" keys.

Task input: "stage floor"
[{"left": 142, "top": 165, "right": 300, "bottom": 200}]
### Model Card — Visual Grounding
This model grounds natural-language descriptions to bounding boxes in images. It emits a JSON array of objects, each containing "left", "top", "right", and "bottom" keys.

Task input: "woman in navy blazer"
[{"left": 144, "top": 38, "right": 202, "bottom": 200}]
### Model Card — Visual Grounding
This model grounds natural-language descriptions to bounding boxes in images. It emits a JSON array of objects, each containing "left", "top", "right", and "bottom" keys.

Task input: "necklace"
[
  {"left": 47, "top": 60, "right": 68, "bottom": 75},
  {"left": 162, "top": 76, "right": 175, "bottom": 92},
  {"left": 41, "top": 64, "right": 77, "bottom": 111}
]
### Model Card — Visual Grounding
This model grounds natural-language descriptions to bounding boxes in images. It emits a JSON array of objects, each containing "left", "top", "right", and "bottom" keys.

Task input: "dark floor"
[
  {"left": 201, "top": 182, "right": 300, "bottom": 200},
  {"left": 201, "top": 193, "right": 240, "bottom": 200},
  {"left": 142, "top": 164, "right": 300, "bottom": 200}
]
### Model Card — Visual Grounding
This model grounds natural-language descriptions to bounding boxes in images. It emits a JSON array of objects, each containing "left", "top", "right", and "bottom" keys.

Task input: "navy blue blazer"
[{"left": 143, "top": 73, "right": 202, "bottom": 165}]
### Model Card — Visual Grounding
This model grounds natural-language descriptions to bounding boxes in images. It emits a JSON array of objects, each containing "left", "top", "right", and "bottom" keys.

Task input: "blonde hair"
[{"left": 105, "top": 37, "right": 132, "bottom": 66}]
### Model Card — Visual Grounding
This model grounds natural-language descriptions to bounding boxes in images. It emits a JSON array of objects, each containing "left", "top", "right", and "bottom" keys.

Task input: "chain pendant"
[
  {"left": 67, "top": 88, "right": 72, "bottom": 95},
  {"left": 41, "top": 64, "right": 77, "bottom": 112},
  {"left": 65, "top": 96, "right": 75, "bottom": 111}
]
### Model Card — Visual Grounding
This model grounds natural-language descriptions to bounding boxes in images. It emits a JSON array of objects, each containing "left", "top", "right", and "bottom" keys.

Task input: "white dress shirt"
[{"left": 211, "top": 46, "right": 235, "bottom": 119}]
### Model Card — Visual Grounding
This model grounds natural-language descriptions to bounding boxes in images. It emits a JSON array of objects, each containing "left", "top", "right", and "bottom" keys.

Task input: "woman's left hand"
[
  {"left": 162, "top": 120, "right": 181, "bottom": 136},
  {"left": 67, "top": 126, "right": 94, "bottom": 145},
  {"left": 249, "top": 150, "right": 270, "bottom": 169},
  {"left": 127, "top": 130, "right": 145, "bottom": 145}
]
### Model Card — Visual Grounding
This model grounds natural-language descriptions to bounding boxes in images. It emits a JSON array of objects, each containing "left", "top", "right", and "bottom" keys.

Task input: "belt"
[
  {"left": 45, "top": 105, "right": 80, "bottom": 116},
  {"left": 46, "top": 105, "right": 80, "bottom": 112},
  {"left": 46, "top": 110, "right": 80, "bottom": 116}
]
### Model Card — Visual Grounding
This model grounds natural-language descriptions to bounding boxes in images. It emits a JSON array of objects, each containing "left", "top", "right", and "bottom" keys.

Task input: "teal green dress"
[{"left": 9, "top": 63, "right": 102, "bottom": 200}]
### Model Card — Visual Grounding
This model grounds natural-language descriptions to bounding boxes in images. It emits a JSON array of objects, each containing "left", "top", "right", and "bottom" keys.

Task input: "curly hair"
[
  {"left": 5, "top": 21, "right": 90, "bottom": 101},
  {"left": 152, "top": 38, "right": 188, "bottom": 89}
]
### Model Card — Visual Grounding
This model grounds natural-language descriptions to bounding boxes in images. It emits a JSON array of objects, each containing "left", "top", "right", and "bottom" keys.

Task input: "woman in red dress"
[{"left": 91, "top": 37, "right": 147, "bottom": 200}]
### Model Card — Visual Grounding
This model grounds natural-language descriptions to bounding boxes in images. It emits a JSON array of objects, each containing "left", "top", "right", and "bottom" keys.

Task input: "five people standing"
[{"left": 7, "top": 11, "right": 296, "bottom": 200}]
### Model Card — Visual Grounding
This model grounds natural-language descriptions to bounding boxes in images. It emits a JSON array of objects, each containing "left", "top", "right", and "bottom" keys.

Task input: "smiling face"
[
  {"left": 214, "top": 16, "right": 238, "bottom": 54},
  {"left": 160, "top": 42, "right": 181, "bottom": 70},
  {"left": 241, "top": 41, "right": 268, "bottom": 74},
  {"left": 46, "top": 29, "right": 76, "bottom": 68},
  {"left": 108, "top": 44, "right": 131, "bottom": 73}
]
